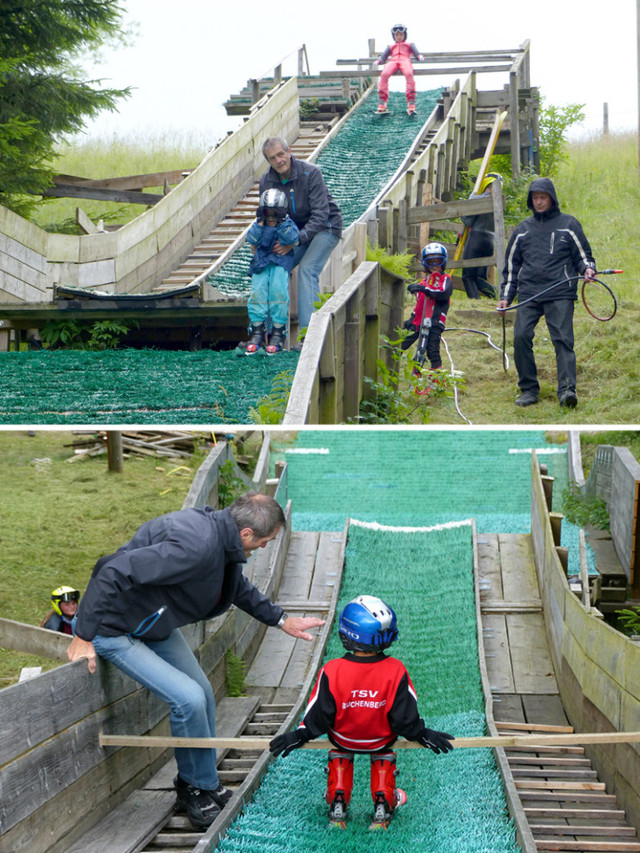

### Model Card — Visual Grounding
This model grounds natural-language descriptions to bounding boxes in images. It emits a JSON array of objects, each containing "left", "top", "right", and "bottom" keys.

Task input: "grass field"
[
  {"left": 0, "top": 431, "right": 207, "bottom": 686},
  {"left": 393, "top": 132, "right": 640, "bottom": 425}
]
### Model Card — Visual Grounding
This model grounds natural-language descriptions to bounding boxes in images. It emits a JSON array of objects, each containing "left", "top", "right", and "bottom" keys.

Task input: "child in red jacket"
[
  {"left": 375, "top": 24, "right": 424, "bottom": 115},
  {"left": 401, "top": 242, "right": 454, "bottom": 383},
  {"left": 270, "top": 595, "right": 454, "bottom": 829}
]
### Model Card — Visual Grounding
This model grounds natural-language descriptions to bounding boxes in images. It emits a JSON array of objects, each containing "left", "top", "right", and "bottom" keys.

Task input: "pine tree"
[{"left": 0, "top": 0, "right": 131, "bottom": 216}]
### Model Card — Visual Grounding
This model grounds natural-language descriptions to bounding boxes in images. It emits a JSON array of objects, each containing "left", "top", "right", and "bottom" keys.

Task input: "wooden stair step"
[
  {"left": 512, "top": 769, "right": 599, "bottom": 779},
  {"left": 535, "top": 842, "right": 640, "bottom": 852},
  {"left": 531, "top": 824, "right": 638, "bottom": 836},
  {"left": 526, "top": 808, "right": 627, "bottom": 821}
]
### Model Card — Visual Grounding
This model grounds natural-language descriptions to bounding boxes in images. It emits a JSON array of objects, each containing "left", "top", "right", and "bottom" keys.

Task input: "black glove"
[
  {"left": 408, "top": 282, "right": 427, "bottom": 295},
  {"left": 269, "top": 729, "right": 310, "bottom": 757},
  {"left": 402, "top": 314, "right": 416, "bottom": 330},
  {"left": 400, "top": 330, "right": 419, "bottom": 351},
  {"left": 416, "top": 726, "right": 455, "bottom": 754}
]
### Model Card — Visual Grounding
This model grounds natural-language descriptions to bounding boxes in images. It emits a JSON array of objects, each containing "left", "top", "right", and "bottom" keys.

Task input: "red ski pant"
[{"left": 378, "top": 58, "right": 416, "bottom": 104}]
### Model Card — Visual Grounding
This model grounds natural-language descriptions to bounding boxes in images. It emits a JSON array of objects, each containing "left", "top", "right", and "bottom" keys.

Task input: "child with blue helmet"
[{"left": 270, "top": 595, "right": 454, "bottom": 829}]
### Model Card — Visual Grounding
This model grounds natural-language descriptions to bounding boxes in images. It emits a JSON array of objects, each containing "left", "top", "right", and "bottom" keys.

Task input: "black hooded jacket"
[
  {"left": 74, "top": 506, "right": 284, "bottom": 642},
  {"left": 500, "top": 177, "right": 595, "bottom": 305}
]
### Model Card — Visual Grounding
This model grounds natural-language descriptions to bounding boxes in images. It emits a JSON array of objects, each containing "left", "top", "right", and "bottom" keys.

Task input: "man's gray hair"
[
  {"left": 262, "top": 136, "right": 290, "bottom": 158},
  {"left": 228, "top": 491, "right": 286, "bottom": 537}
]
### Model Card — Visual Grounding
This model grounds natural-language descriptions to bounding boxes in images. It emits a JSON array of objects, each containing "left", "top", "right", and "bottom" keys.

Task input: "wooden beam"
[{"left": 100, "top": 730, "right": 640, "bottom": 751}]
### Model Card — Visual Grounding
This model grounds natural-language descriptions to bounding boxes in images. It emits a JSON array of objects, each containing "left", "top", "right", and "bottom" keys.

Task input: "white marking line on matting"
[
  {"left": 350, "top": 518, "right": 473, "bottom": 533},
  {"left": 508, "top": 447, "right": 567, "bottom": 454}
]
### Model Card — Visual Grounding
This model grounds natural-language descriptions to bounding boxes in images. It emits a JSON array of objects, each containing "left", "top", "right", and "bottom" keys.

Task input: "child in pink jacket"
[{"left": 375, "top": 24, "right": 424, "bottom": 115}]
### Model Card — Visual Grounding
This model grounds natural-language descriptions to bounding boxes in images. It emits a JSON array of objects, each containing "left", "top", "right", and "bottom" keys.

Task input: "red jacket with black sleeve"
[
  {"left": 297, "top": 652, "right": 426, "bottom": 752},
  {"left": 411, "top": 272, "right": 453, "bottom": 331}
]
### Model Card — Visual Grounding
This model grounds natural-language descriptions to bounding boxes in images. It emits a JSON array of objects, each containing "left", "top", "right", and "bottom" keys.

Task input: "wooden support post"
[
  {"left": 274, "top": 64, "right": 282, "bottom": 86},
  {"left": 541, "top": 474, "right": 554, "bottom": 512},
  {"left": 491, "top": 179, "right": 505, "bottom": 285},
  {"left": 509, "top": 71, "right": 520, "bottom": 176},
  {"left": 107, "top": 431, "right": 124, "bottom": 473},
  {"left": 556, "top": 546, "right": 569, "bottom": 574},
  {"left": 250, "top": 78, "right": 260, "bottom": 105},
  {"left": 398, "top": 199, "right": 408, "bottom": 255},
  {"left": 549, "top": 512, "right": 563, "bottom": 548}
]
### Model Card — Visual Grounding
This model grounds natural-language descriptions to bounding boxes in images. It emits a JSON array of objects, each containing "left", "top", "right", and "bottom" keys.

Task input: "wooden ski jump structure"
[
  {"left": 2, "top": 433, "right": 640, "bottom": 852},
  {"left": 0, "top": 42, "right": 538, "bottom": 423}
]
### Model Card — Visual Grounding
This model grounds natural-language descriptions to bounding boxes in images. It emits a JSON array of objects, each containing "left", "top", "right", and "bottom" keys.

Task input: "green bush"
[{"left": 561, "top": 481, "right": 610, "bottom": 529}]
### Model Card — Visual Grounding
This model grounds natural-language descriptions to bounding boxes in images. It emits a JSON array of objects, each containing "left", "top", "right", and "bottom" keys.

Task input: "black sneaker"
[
  {"left": 515, "top": 392, "right": 539, "bottom": 407},
  {"left": 174, "top": 775, "right": 221, "bottom": 829},
  {"left": 211, "top": 783, "right": 233, "bottom": 808},
  {"left": 559, "top": 391, "right": 578, "bottom": 408}
]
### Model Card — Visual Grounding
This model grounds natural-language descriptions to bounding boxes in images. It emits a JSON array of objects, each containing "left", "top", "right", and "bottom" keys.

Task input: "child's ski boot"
[
  {"left": 377, "top": 101, "right": 389, "bottom": 115},
  {"left": 407, "top": 102, "right": 416, "bottom": 117},
  {"left": 325, "top": 751, "right": 353, "bottom": 829},
  {"left": 266, "top": 324, "right": 286, "bottom": 354},
  {"left": 245, "top": 322, "right": 266, "bottom": 355},
  {"left": 328, "top": 792, "right": 348, "bottom": 829},
  {"left": 368, "top": 752, "right": 407, "bottom": 830}
]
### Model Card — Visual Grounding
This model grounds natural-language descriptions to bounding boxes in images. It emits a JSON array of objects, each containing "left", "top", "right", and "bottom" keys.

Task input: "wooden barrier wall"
[
  {"left": 0, "top": 437, "right": 288, "bottom": 853},
  {"left": 530, "top": 452, "right": 640, "bottom": 832},
  {"left": 0, "top": 79, "right": 300, "bottom": 307},
  {"left": 283, "top": 260, "right": 404, "bottom": 424}
]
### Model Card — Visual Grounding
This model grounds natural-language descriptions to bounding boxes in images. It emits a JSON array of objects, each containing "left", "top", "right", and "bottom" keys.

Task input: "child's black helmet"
[{"left": 257, "top": 188, "right": 288, "bottom": 223}]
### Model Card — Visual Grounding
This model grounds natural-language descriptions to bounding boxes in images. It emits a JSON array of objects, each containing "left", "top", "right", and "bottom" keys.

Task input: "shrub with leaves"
[{"left": 561, "top": 481, "right": 610, "bottom": 530}]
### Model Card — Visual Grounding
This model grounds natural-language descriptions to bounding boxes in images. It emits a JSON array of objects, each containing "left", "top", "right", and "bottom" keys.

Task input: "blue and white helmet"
[
  {"left": 421, "top": 242, "right": 448, "bottom": 271},
  {"left": 339, "top": 595, "right": 398, "bottom": 652}
]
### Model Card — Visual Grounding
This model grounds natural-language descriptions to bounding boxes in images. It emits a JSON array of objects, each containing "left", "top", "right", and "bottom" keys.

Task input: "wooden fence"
[
  {"left": 0, "top": 436, "right": 288, "bottom": 853},
  {"left": 283, "top": 261, "right": 405, "bottom": 424},
  {"left": 530, "top": 451, "right": 640, "bottom": 834},
  {"left": 568, "top": 436, "right": 640, "bottom": 598}
]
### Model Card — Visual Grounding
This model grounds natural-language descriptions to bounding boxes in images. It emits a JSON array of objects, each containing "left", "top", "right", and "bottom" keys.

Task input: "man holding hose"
[{"left": 498, "top": 176, "right": 596, "bottom": 408}]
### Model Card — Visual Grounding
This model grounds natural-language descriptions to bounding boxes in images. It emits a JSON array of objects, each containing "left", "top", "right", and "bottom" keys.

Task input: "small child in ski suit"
[
  {"left": 269, "top": 595, "right": 454, "bottom": 828},
  {"left": 401, "top": 242, "right": 453, "bottom": 374},
  {"left": 375, "top": 24, "right": 424, "bottom": 115},
  {"left": 245, "top": 188, "right": 299, "bottom": 354}
]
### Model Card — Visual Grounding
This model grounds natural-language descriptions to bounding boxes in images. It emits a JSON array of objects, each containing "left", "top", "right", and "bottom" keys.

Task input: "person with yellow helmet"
[
  {"left": 41, "top": 586, "right": 80, "bottom": 635},
  {"left": 461, "top": 172, "right": 502, "bottom": 300}
]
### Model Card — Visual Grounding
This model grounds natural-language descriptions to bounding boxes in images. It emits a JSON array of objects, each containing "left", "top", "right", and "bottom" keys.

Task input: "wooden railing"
[
  {"left": 530, "top": 451, "right": 640, "bottom": 834},
  {"left": 283, "top": 261, "right": 404, "bottom": 424},
  {"left": 0, "top": 436, "right": 289, "bottom": 853}
]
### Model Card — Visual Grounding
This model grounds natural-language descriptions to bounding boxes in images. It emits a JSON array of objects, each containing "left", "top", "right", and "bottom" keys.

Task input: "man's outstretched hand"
[{"left": 281, "top": 616, "right": 325, "bottom": 641}]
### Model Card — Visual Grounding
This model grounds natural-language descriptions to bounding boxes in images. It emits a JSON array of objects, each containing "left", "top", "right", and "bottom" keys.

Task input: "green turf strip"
[
  {"left": 218, "top": 523, "right": 518, "bottom": 852},
  {"left": 0, "top": 350, "right": 298, "bottom": 424},
  {"left": 208, "top": 89, "right": 442, "bottom": 295}
]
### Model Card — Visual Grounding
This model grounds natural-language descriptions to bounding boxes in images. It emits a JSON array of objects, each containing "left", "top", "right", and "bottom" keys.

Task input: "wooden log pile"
[{"left": 65, "top": 431, "right": 208, "bottom": 462}]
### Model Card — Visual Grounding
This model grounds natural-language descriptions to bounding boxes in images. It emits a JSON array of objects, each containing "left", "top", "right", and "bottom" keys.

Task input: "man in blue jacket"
[
  {"left": 259, "top": 137, "right": 343, "bottom": 343},
  {"left": 498, "top": 177, "right": 596, "bottom": 408},
  {"left": 67, "top": 492, "right": 324, "bottom": 829}
]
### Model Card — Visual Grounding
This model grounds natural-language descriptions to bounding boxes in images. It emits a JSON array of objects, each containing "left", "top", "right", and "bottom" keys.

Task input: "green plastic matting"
[
  {"left": 217, "top": 522, "right": 519, "bottom": 853},
  {"left": 0, "top": 350, "right": 298, "bottom": 424},
  {"left": 208, "top": 89, "right": 442, "bottom": 295},
  {"left": 275, "top": 429, "right": 593, "bottom": 574}
]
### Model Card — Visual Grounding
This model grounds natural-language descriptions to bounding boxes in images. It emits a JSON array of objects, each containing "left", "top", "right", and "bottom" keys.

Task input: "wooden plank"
[
  {"left": 507, "top": 612, "right": 559, "bottom": 695},
  {"left": 481, "top": 600, "right": 542, "bottom": 613},
  {"left": 531, "top": 824, "right": 638, "bottom": 836},
  {"left": 483, "top": 613, "right": 516, "bottom": 693},
  {"left": 525, "top": 808, "right": 627, "bottom": 820},
  {"left": 100, "top": 731, "right": 640, "bottom": 751},
  {"left": 535, "top": 843, "right": 640, "bottom": 852}
]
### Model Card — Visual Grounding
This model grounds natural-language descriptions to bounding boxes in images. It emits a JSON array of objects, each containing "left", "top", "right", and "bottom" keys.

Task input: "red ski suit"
[
  {"left": 378, "top": 42, "right": 422, "bottom": 105},
  {"left": 296, "top": 652, "right": 426, "bottom": 753},
  {"left": 411, "top": 272, "right": 453, "bottom": 332}
]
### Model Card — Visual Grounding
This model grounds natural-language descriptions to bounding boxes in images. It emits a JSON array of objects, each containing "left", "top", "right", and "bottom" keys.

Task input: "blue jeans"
[
  {"left": 93, "top": 630, "right": 219, "bottom": 790},
  {"left": 248, "top": 264, "right": 290, "bottom": 328},
  {"left": 291, "top": 231, "right": 340, "bottom": 331}
]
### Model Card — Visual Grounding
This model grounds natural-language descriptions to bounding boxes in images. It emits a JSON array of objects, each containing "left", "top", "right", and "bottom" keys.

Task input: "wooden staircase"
[
  {"left": 498, "top": 717, "right": 640, "bottom": 850},
  {"left": 156, "top": 118, "right": 342, "bottom": 293}
]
